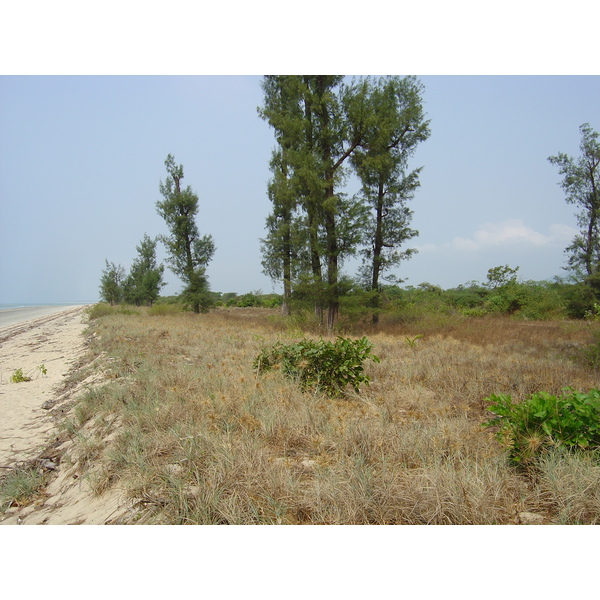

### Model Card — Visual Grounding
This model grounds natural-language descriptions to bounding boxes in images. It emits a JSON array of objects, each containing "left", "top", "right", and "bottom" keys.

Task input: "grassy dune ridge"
[{"left": 63, "top": 305, "right": 600, "bottom": 524}]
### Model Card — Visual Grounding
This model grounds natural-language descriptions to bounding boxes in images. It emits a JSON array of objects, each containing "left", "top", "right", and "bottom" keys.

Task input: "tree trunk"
[
  {"left": 281, "top": 264, "right": 292, "bottom": 316},
  {"left": 325, "top": 207, "right": 339, "bottom": 332},
  {"left": 371, "top": 178, "right": 385, "bottom": 324},
  {"left": 316, "top": 76, "right": 340, "bottom": 332},
  {"left": 303, "top": 77, "right": 324, "bottom": 324}
]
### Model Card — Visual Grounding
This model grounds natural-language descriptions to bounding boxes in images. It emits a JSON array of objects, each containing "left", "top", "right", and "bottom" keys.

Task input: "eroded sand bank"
[{"left": 0, "top": 306, "right": 130, "bottom": 524}]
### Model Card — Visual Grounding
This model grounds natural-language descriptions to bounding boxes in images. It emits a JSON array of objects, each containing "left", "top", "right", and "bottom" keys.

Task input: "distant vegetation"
[{"left": 96, "top": 264, "right": 600, "bottom": 325}]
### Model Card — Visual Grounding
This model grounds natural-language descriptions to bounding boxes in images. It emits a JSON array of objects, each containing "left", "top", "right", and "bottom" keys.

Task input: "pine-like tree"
[
  {"left": 99, "top": 260, "right": 125, "bottom": 305},
  {"left": 259, "top": 75, "right": 429, "bottom": 328},
  {"left": 350, "top": 76, "right": 430, "bottom": 323},
  {"left": 156, "top": 154, "right": 215, "bottom": 313},
  {"left": 123, "top": 234, "right": 165, "bottom": 306}
]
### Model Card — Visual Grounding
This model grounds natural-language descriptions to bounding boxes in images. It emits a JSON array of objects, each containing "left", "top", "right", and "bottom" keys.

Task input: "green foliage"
[
  {"left": 235, "top": 293, "right": 258, "bottom": 308},
  {"left": 483, "top": 388, "right": 600, "bottom": 465},
  {"left": 99, "top": 260, "right": 125, "bottom": 305},
  {"left": 383, "top": 284, "right": 457, "bottom": 324},
  {"left": 86, "top": 303, "right": 114, "bottom": 320},
  {"left": 259, "top": 76, "right": 428, "bottom": 328},
  {"left": 180, "top": 272, "right": 213, "bottom": 313},
  {"left": 254, "top": 336, "right": 380, "bottom": 396},
  {"left": 234, "top": 291, "right": 282, "bottom": 308},
  {"left": 584, "top": 302, "right": 600, "bottom": 321},
  {"left": 10, "top": 368, "right": 31, "bottom": 383},
  {"left": 38, "top": 364, "right": 47, "bottom": 376},
  {"left": 485, "top": 265, "right": 519, "bottom": 289},
  {"left": 156, "top": 154, "right": 215, "bottom": 313},
  {"left": 122, "top": 234, "right": 165, "bottom": 307},
  {"left": 404, "top": 334, "right": 423, "bottom": 350},
  {"left": 148, "top": 303, "right": 183, "bottom": 317}
]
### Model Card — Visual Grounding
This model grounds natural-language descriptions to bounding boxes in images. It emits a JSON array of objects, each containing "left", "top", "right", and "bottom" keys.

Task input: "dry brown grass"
[{"left": 65, "top": 306, "right": 600, "bottom": 524}]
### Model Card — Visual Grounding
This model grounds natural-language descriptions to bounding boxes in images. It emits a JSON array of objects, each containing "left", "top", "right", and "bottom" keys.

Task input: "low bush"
[
  {"left": 483, "top": 388, "right": 600, "bottom": 465},
  {"left": 253, "top": 336, "right": 380, "bottom": 397},
  {"left": 148, "top": 303, "right": 183, "bottom": 317},
  {"left": 86, "top": 303, "right": 114, "bottom": 320},
  {"left": 10, "top": 368, "right": 31, "bottom": 383}
]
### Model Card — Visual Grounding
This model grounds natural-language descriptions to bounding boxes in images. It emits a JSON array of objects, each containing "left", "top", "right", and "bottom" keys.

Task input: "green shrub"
[
  {"left": 148, "top": 303, "right": 182, "bottom": 316},
  {"left": 253, "top": 336, "right": 380, "bottom": 397},
  {"left": 86, "top": 303, "right": 114, "bottom": 320},
  {"left": 483, "top": 388, "right": 600, "bottom": 465},
  {"left": 10, "top": 368, "right": 31, "bottom": 383}
]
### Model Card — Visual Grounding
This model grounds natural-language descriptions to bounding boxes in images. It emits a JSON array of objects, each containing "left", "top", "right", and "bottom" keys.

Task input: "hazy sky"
[
  {"left": 1, "top": 2, "right": 599, "bottom": 304},
  {"left": 0, "top": 74, "right": 598, "bottom": 304}
]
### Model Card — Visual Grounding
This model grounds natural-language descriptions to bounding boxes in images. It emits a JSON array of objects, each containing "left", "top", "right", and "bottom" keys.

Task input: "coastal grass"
[
  {"left": 64, "top": 306, "right": 600, "bottom": 524},
  {"left": 0, "top": 466, "right": 47, "bottom": 513}
]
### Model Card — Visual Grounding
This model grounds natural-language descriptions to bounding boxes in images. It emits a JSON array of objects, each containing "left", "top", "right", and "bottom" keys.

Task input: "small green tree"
[
  {"left": 156, "top": 154, "right": 215, "bottom": 313},
  {"left": 123, "top": 234, "right": 165, "bottom": 306},
  {"left": 485, "top": 265, "right": 520, "bottom": 289},
  {"left": 99, "top": 260, "right": 124, "bottom": 305}
]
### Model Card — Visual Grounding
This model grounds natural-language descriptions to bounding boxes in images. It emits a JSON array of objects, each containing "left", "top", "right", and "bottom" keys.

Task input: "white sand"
[{"left": 0, "top": 306, "right": 131, "bottom": 525}]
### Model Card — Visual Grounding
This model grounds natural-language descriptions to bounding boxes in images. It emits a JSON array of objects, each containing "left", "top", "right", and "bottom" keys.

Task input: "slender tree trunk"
[
  {"left": 325, "top": 208, "right": 339, "bottom": 331},
  {"left": 371, "top": 178, "right": 385, "bottom": 324},
  {"left": 282, "top": 216, "right": 292, "bottom": 317},
  {"left": 588, "top": 171, "right": 600, "bottom": 276},
  {"left": 303, "top": 77, "right": 324, "bottom": 324},
  {"left": 315, "top": 76, "right": 339, "bottom": 332},
  {"left": 586, "top": 210, "right": 595, "bottom": 277}
]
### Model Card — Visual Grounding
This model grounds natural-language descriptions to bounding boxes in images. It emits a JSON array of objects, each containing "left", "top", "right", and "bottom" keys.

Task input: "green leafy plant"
[
  {"left": 253, "top": 336, "right": 380, "bottom": 397},
  {"left": 404, "top": 334, "right": 423, "bottom": 351},
  {"left": 10, "top": 368, "right": 31, "bottom": 383},
  {"left": 483, "top": 388, "right": 600, "bottom": 464},
  {"left": 38, "top": 364, "right": 47, "bottom": 376}
]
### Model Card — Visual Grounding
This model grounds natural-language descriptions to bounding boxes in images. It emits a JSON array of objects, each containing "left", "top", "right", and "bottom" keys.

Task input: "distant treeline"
[
  {"left": 157, "top": 291, "right": 283, "bottom": 309},
  {"left": 149, "top": 269, "right": 599, "bottom": 322}
]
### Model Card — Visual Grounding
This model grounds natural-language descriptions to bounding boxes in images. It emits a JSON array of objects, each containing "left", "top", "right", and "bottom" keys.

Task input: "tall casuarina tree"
[
  {"left": 259, "top": 76, "right": 369, "bottom": 329},
  {"left": 156, "top": 154, "right": 215, "bottom": 313},
  {"left": 350, "top": 76, "right": 430, "bottom": 323}
]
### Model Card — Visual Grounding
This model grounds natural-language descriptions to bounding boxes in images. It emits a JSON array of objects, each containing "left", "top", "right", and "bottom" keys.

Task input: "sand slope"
[{"left": 0, "top": 306, "right": 130, "bottom": 525}]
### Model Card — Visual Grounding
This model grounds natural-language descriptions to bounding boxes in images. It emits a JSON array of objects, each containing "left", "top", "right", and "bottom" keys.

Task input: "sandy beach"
[{"left": 0, "top": 305, "right": 129, "bottom": 524}]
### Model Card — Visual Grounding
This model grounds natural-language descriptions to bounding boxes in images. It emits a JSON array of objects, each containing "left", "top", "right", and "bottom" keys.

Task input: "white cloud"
[
  {"left": 447, "top": 219, "right": 577, "bottom": 251},
  {"left": 414, "top": 242, "right": 439, "bottom": 253}
]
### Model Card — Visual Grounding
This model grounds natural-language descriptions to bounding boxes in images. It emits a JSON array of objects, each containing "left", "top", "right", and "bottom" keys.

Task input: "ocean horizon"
[{"left": 0, "top": 302, "right": 95, "bottom": 310}]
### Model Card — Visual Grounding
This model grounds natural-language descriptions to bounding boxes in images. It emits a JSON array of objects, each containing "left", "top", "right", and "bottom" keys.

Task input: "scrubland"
[{"left": 56, "top": 305, "right": 600, "bottom": 524}]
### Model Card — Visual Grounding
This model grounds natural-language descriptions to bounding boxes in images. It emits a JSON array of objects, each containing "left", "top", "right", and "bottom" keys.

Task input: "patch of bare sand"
[{"left": 0, "top": 306, "right": 132, "bottom": 525}]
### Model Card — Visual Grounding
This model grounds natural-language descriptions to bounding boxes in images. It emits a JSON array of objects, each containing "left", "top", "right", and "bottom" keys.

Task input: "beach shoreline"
[
  {"left": 0, "top": 304, "right": 129, "bottom": 524},
  {"left": 0, "top": 305, "right": 91, "bottom": 329}
]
